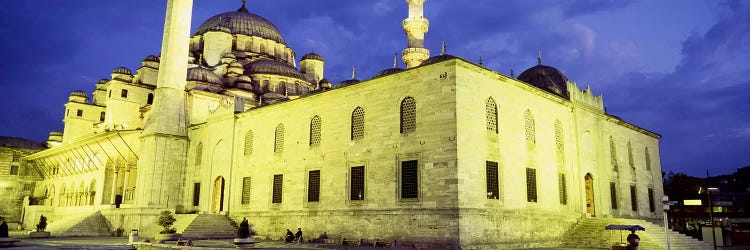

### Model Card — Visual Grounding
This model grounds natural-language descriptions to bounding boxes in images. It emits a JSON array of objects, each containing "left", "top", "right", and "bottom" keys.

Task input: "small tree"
[
  {"left": 36, "top": 215, "right": 48, "bottom": 232},
  {"left": 156, "top": 211, "right": 176, "bottom": 234},
  {"left": 237, "top": 218, "right": 255, "bottom": 238}
]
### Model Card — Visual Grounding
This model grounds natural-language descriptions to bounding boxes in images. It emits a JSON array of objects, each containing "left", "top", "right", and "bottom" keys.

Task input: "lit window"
[
  {"left": 351, "top": 107, "right": 365, "bottom": 140},
  {"left": 401, "top": 160, "right": 418, "bottom": 199},
  {"left": 309, "top": 116, "right": 322, "bottom": 146},
  {"left": 244, "top": 130, "right": 253, "bottom": 156},
  {"left": 524, "top": 110, "right": 535, "bottom": 143},
  {"left": 241, "top": 177, "right": 251, "bottom": 205},
  {"left": 486, "top": 161, "right": 499, "bottom": 199},
  {"left": 526, "top": 168, "right": 537, "bottom": 202},
  {"left": 274, "top": 124, "right": 284, "bottom": 153},
  {"left": 559, "top": 173, "right": 567, "bottom": 205},
  {"left": 350, "top": 166, "right": 365, "bottom": 200},
  {"left": 272, "top": 174, "right": 283, "bottom": 203},
  {"left": 308, "top": 170, "right": 320, "bottom": 202},
  {"left": 400, "top": 97, "right": 416, "bottom": 133},
  {"left": 486, "top": 98, "right": 498, "bottom": 133}
]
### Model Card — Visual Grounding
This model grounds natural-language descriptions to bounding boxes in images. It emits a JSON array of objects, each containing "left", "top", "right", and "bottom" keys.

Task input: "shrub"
[
  {"left": 156, "top": 211, "right": 176, "bottom": 234},
  {"left": 36, "top": 215, "right": 48, "bottom": 232},
  {"left": 237, "top": 218, "right": 255, "bottom": 238}
]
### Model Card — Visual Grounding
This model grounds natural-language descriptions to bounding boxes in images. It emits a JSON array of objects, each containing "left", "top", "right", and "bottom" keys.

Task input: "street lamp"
[{"left": 699, "top": 186, "right": 719, "bottom": 250}]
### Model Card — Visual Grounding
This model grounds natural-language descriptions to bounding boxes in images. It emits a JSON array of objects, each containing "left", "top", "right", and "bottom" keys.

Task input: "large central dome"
[{"left": 194, "top": 5, "right": 286, "bottom": 44}]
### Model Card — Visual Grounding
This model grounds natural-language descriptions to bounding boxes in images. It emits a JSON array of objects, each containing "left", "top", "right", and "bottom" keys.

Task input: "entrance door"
[
  {"left": 213, "top": 176, "right": 225, "bottom": 213},
  {"left": 585, "top": 174, "right": 595, "bottom": 216}
]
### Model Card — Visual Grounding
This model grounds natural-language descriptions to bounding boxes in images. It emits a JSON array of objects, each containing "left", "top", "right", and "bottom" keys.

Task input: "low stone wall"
[
  {"left": 101, "top": 207, "right": 169, "bottom": 238},
  {"left": 458, "top": 208, "right": 580, "bottom": 249}
]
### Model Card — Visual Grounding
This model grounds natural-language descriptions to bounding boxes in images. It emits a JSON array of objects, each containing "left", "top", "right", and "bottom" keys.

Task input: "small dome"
[
  {"left": 187, "top": 67, "right": 224, "bottom": 85},
  {"left": 373, "top": 67, "right": 404, "bottom": 79},
  {"left": 70, "top": 90, "right": 88, "bottom": 98},
  {"left": 236, "top": 75, "right": 252, "bottom": 83},
  {"left": 517, "top": 64, "right": 569, "bottom": 97},
  {"left": 96, "top": 79, "right": 109, "bottom": 85},
  {"left": 319, "top": 78, "right": 332, "bottom": 87},
  {"left": 144, "top": 55, "right": 160, "bottom": 62},
  {"left": 244, "top": 59, "right": 306, "bottom": 80},
  {"left": 229, "top": 62, "right": 243, "bottom": 68},
  {"left": 222, "top": 53, "right": 237, "bottom": 59},
  {"left": 112, "top": 67, "right": 132, "bottom": 75},
  {"left": 194, "top": 4, "right": 286, "bottom": 44},
  {"left": 49, "top": 131, "right": 63, "bottom": 137},
  {"left": 336, "top": 79, "right": 360, "bottom": 88},
  {"left": 420, "top": 54, "right": 458, "bottom": 66},
  {"left": 301, "top": 53, "right": 324, "bottom": 61}
]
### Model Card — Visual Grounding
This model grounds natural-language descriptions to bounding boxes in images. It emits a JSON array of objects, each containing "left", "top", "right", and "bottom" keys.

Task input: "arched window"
[
  {"left": 645, "top": 147, "right": 651, "bottom": 170},
  {"left": 195, "top": 142, "right": 203, "bottom": 166},
  {"left": 147, "top": 93, "right": 154, "bottom": 105},
  {"left": 400, "top": 97, "right": 416, "bottom": 133},
  {"left": 486, "top": 98, "right": 498, "bottom": 133},
  {"left": 244, "top": 130, "right": 254, "bottom": 156},
  {"left": 609, "top": 137, "right": 617, "bottom": 172},
  {"left": 627, "top": 141, "right": 634, "bottom": 169},
  {"left": 274, "top": 124, "right": 284, "bottom": 152},
  {"left": 523, "top": 110, "right": 535, "bottom": 143},
  {"left": 310, "top": 116, "right": 322, "bottom": 146},
  {"left": 554, "top": 119, "right": 564, "bottom": 153},
  {"left": 351, "top": 107, "right": 365, "bottom": 140}
]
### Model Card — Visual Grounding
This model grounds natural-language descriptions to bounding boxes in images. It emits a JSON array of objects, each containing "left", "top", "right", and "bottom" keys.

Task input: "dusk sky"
[{"left": 0, "top": 1, "right": 747, "bottom": 177}]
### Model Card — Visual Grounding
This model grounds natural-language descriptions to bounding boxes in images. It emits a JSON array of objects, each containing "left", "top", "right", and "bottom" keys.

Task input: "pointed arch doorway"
[
  {"left": 213, "top": 176, "right": 225, "bottom": 213},
  {"left": 585, "top": 173, "right": 595, "bottom": 216}
]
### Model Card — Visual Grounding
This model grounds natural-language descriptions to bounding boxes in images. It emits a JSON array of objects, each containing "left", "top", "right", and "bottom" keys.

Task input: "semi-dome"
[
  {"left": 319, "top": 78, "right": 332, "bottom": 89},
  {"left": 244, "top": 59, "right": 306, "bottom": 80},
  {"left": 420, "top": 54, "right": 457, "bottom": 66},
  {"left": 112, "top": 67, "right": 132, "bottom": 75},
  {"left": 336, "top": 79, "right": 360, "bottom": 88},
  {"left": 373, "top": 67, "right": 404, "bottom": 79},
  {"left": 301, "top": 52, "right": 323, "bottom": 61},
  {"left": 517, "top": 64, "right": 569, "bottom": 97},
  {"left": 187, "top": 67, "right": 224, "bottom": 85},
  {"left": 144, "top": 55, "right": 160, "bottom": 62},
  {"left": 97, "top": 79, "right": 109, "bottom": 85},
  {"left": 194, "top": 4, "right": 286, "bottom": 44}
]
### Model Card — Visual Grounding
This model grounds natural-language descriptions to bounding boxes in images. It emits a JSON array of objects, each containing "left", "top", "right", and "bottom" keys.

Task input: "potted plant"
[
  {"left": 155, "top": 210, "right": 178, "bottom": 243},
  {"left": 28, "top": 215, "right": 50, "bottom": 238},
  {"left": 233, "top": 218, "right": 256, "bottom": 247}
]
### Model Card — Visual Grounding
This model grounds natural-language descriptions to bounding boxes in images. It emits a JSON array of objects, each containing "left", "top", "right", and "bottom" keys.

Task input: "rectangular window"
[
  {"left": 350, "top": 166, "right": 365, "bottom": 201},
  {"left": 526, "top": 168, "right": 537, "bottom": 202},
  {"left": 192, "top": 183, "right": 200, "bottom": 206},
  {"left": 12, "top": 152, "right": 21, "bottom": 162},
  {"left": 241, "top": 177, "right": 251, "bottom": 205},
  {"left": 630, "top": 185, "right": 638, "bottom": 211},
  {"left": 77, "top": 109, "right": 83, "bottom": 117},
  {"left": 121, "top": 89, "right": 128, "bottom": 98},
  {"left": 272, "top": 174, "right": 283, "bottom": 203},
  {"left": 308, "top": 170, "right": 320, "bottom": 202},
  {"left": 100, "top": 112, "right": 106, "bottom": 122},
  {"left": 648, "top": 188, "right": 655, "bottom": 212},
  {"left": 559, "top": 173, "right": 567, "bottom": 205},
  {"left": 610, "top": 182, "right": 618, "bottom": 209},
  {"left": 401, "top": 160, "right": 419, "bottom": 199},
  {"left": 486, "top": 161, "right": 499, "bottom": 199},
  {"left": 10, "top": 166, "right": 19, "bottom": 175}
]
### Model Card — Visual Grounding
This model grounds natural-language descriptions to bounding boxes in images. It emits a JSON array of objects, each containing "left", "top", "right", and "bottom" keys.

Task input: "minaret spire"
[
  {"left": 393, "top": 53, "right": 399, "bottom": 68},
  {"left": 402, "top": 0, "right": 430, "bottom": 68},
  {"left": 441, "top": 41, "right": 446, "bottom": 55},
  {"left": 351, "top": 65, "right": 357, "bottom": 79},
  {"left": 537, "top": 50, "right": 542, "bottom": 65}
]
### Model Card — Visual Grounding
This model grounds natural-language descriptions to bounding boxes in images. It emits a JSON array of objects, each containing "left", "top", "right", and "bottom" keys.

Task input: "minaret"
[
  {"left": 402, "top": 0, "right": 430, "bottom": 68},
  {"left": 135, "top": 0, "right": 193, "bottom": 208}
]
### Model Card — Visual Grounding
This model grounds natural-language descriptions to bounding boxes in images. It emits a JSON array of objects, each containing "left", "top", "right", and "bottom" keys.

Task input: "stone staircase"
[
  {"left": 179, "top": 214, "right": 238, "bottom": 239},
  {"left": 47, "top": 211, "right": 110, "bottom": 237},
  {"left": 561, "top": 217, "right": 713, "bottom": 249}
]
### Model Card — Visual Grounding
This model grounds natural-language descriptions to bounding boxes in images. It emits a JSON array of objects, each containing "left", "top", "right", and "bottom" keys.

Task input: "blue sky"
[{"left": 0, "top": 0, "right": 748, "bottom": 177}]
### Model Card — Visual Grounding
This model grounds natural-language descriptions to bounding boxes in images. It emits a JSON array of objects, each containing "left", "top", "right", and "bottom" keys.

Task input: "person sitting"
[
  {"left": 285, "top": 229, "right": 294, "bottom": 243},
  {"left": 626, "top": 230, "right": 640, "bottom": 250},
  {"left": 315, "top": 232, "right": 328, "bottom": 243},
  {"left": 294, "top": 228, "right": 303, "bottom": 243}
]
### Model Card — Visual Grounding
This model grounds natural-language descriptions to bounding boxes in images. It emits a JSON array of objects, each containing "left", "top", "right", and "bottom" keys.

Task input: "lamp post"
[{"left": 700, "top": 186, "right": 719, "bottom": 250}]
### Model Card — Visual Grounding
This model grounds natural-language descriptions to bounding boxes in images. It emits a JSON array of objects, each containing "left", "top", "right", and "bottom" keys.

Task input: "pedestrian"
[
  {"left": 626, "top": 229, "right": 640, "bottom": 250},
  {"left": 285, "top": 229, "right": 294, "bottom": 243},
  {"left": 294, "top": 228, "right": 303, "bottom": 243}
]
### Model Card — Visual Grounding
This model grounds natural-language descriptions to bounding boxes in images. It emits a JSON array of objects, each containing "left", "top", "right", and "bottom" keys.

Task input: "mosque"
[{"left": 6, "top": 0, "right": 666, "bottom": 248}]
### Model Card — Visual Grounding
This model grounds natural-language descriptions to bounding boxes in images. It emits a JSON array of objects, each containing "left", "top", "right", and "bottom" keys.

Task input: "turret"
[
  {"left": 300, "top": 52, "right": 325, "bottom": 84},
  {"left": 402, "top": 0, "right": 430, "bottom": 68}
]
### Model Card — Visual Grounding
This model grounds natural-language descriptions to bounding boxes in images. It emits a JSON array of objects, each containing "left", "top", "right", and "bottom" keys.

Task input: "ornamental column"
[
  {"left": 402, "top": 0, "right": 430, "bottom": 68},
  {"left": 134, "top": 0, "right": 193, "bottom": 208}
]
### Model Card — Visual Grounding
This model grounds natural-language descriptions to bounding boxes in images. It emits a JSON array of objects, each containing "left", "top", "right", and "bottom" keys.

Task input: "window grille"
[
  {"left": 310, "top": 116, "right": 322, "bottom": 146},
  {"left": 555, "top": 120, "right": 564, "bottom": 152},
  {"left": 648, "top": 188, "right": 655, "bottom": 212},
  {"left": 195, "top": 142, "right": 203, "bottom": 166},
  {"left": 559, "top": 173, "right": 567, "bottom": 205},
  {"left": 272, "top": 174, "right": 283, "bottom": 203},
  {"left": 610, "top": 182, "right": 618, "bottom": 209},
  {"left": 351, "top": 107, "right": 365, "bottom": 140},
  {"left": 486, "top": 161, "right": 499, "bottom": 199},
  {"left": 10, "top": 166, "right": 19, "bottom": 175},
  {"left": 526, "top": 168, "right": 537, "bottom": 202},
  {"left": 274, "top": 124, "right": 284, "bottom": 153},
  {"left": 308, "top": 170, "right": 320, "bottom": 202},
  {"left": 241, "top": 177, "right": 251, "bottom": 204},
  {"left": 630, "top": 185, "right": 638, "bottom": 211},
  {"left": 400, "top": 97, "right": 417, "bottom": 133},
  {"left": 610, "top": 137, "right": 618, "bottom": 172},
  {"left": 486, "top": 98, "right": 498, "bottom": 133},
  {"left": 244, "top": 130, "right": 253, "bottom": 156},
  {"left": 524, "top": 110, "right": 535, "bottom": 143},
  {"left": 350, "top": 166, "right": 365, "bottom": 200},
  {"left": 401, "top": 160, "right": 419, "bottom": 199}
]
